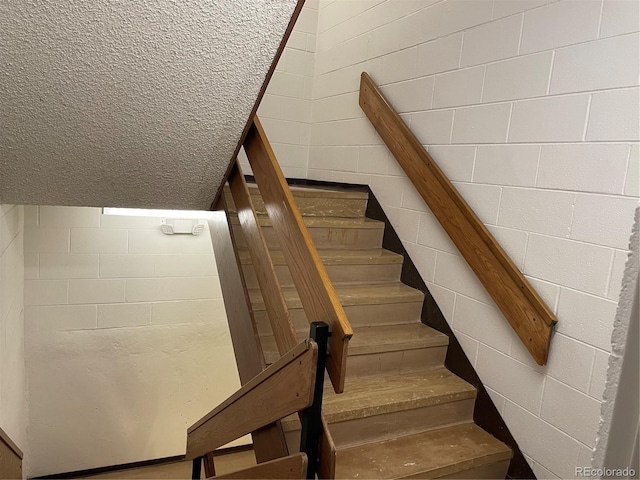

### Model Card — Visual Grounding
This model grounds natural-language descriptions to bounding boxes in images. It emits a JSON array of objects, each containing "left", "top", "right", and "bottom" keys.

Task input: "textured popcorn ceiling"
[{"left": 0, "top": 0, "right": 299, "bottom": 210}]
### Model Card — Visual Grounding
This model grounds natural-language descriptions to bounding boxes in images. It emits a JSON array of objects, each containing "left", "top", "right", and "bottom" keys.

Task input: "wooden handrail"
[
  {"left": 186, "top": 340, "right": 318, "bottom": 460},
  {"left": 227, "top": 161, "right": 338, "bottom": 478},
  {"left": 243, "top": 117, "right": 354, "bottom": 393},
  {"left": 208, "top": 196, "right": 290, "bottom": 462},
  {"left": 210, "top": 453, "right": 308, "bottom": 480},
  {"left": 228, "top": 162, "right": 299, "bottom": 354},
  {"left": 359, "top": 72, "right": 557, "bottom": 365}
]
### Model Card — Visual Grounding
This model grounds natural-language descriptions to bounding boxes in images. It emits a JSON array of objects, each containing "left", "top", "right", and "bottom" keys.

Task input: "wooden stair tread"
[
  {"left": 283, "top": 369, "right": 476, "bottom": 430},
  {"left": 228, "top": 181, "right": 514, "bottom": 477},
  {"left": 249, "top": 283, "right": 424, "bottom": 311},
  {"left": 350, "top": 324, "right": 448, "bottom": 355},
  {"left": 323, "top": 369, "right": 476, "bottom": 423},
  {"left": 335, "top": 423, "right": 512, "bottom": 479},
  {"left": 246, "top": 183, "right": 369, "bottom": 200},
  {"left": 239, "top": 248, "right": 403, "bottom": 266},
  {"left": 230, "top": 214, "right": 384, "bottom": 229}
]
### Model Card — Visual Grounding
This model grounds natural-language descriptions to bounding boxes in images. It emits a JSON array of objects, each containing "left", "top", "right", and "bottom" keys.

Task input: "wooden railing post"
[{"left": 358, "top": 71, "right": 557, "bottom": 365}]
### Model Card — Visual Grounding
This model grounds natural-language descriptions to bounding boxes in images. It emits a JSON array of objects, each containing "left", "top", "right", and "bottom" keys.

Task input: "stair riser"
[
  {"left": 435, "top": 460, "right": 510, "bottom": 479},
  {"left": 253, "top": 302, "right": 424, "bottom": 336},
  {"left": 286, "top": 399, "right": 475, "bottom": 450},
  {"left": 226, "top": 193, "right": 367, "bottom": 218},
  {"left": 242, "top": 263, "right": 402, "bottom": 289},
  {"left": 346, "top": 347, "right": 447, "bottom": 379},
  {"left": 262, "top": 338, "right": 447, "bottom": 378},
  {"left": 233, "top": 225, "right": 384, "bottom": 250}
]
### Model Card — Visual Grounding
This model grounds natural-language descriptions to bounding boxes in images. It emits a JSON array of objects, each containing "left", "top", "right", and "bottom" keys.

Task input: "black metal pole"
[
  {"left": 299, "top": 321, "right": 329, "bottom": 480},
  {"left": 192, "top": 456, "right": 202, "bottom": 480}
]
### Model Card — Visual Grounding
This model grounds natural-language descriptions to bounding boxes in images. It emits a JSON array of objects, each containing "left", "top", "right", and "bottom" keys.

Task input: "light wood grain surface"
[
  {"left": 211, "top": 453, "right": 307, "bottom": 480},
  {"left": 244, "top": 117, "right": 353, "bottom": 392},
  {"left": 207, "top": 197, "right": 289, "bottom": 462},
  {"left": 187, "top": 341, "right": 317, "bottom": 460},
  {"left": 229, "top": 162, "right": 298, "bottom": 355},
  {"left": 359, "top": 72, "right": 556, "bottom": 365},
  {"left": 0, "top": 426, "right": 22, "bottom": 480}
]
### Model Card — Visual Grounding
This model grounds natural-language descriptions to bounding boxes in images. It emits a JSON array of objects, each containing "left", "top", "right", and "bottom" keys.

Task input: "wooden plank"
[
  {"left": 0, "top": 427, "right": 22, "bottom": 480},
  {"left": 228, "top": 162, "right": 298, "bottom": 355},
  {"left": 187, "top": 341, "right": 318, "bottom": 460},
  {"left": 204, "top": 452, "right": 216, "bottom": 478},
  {"left": 0, "top": 427, "right": 22, "bottom": 460},
  {"left": 208, "top": 199, "right": 266, "bottom": 381},
  {"left": 244, "top": 118, "right": 354, "bottom": 393},
  {"left": 317, "top": 417, "right": 337, "bottom": 480},
  {"left": 208, "top": 197, "right": 289, "bottom": 462},
  {"left": 210, "top": 453, "right": 307, "bottom": 480},
  {"left": 359, "top": 72, "right": 557, "bottom": 365},
  {"left": 189, "top": 341, "right": 313, "bottom": 432}
]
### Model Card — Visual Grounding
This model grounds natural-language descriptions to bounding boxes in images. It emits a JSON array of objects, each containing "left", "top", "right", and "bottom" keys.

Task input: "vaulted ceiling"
[{"left": 0, "top": 0, "right": 300, "bottom": 210}]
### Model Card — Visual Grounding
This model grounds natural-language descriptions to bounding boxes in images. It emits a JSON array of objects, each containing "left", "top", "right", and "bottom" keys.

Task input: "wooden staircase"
[{"left": 227, "top": 184, "right": 512, "bottom": 479}]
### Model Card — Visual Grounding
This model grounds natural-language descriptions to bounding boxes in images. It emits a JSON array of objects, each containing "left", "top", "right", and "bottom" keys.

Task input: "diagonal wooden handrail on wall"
[
  {"left": 359, "top": 72, "right": 557, "bottom": 366},
  {"left": 243, "top": 117, "right": 354, "bottom": 393}
]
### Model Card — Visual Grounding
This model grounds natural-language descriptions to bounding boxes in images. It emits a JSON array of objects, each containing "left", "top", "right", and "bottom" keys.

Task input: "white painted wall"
[
  {"left": 273, "top": 1, "right": 639, "bottom": 478},
  {"left": 0, "top": 205, "right": 26, "bottom": 455},
  {"left": 24, "top": 206, "right": 243, "bottom": 477},
  {"left": 239, "top": 0, "right": 319, "bottom": 179},
  {"left": 593, "top": 206, "right": 639, "bottom": 474}
]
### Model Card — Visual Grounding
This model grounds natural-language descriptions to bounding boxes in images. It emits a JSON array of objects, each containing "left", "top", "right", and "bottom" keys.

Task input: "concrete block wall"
[
  {"left": 0, "top": 205, "right": 26, "bottom": 454},
  {"left": 281, "top": 0, "right": 638, "bottom": 478},
  {"left": 238, "top": 0, "right": 319, "bottom": 178},
  {"left": 23, "top": 206, "right": 243, "bottom": 477}
]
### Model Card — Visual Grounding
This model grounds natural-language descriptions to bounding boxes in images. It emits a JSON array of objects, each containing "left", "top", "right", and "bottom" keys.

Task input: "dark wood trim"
[
  {"left": 0, "top": 426, "right": 22, "bottom": 480},
  {"left": 0, "top": 426, "right": 22, "bottom": 459},
  {"left": 211, "top": 453, "right": 307, "bottom": 480},
  {"left": 243, "top": 175, "right": 370, "bottom": 195},
  {"left": 359, "top": 71, "right": 556, "bottom": 366},
  {"left": 34, "top": 445, "right": 255, "bottom": 479},
  {"left": 365, "top": 188, "right": 536, "bottom": 480},
  {"left": 213, "top": 0, "right": 307, "bottom": 208},
  {"left": 35, "top": 456, "right": 187, "bottom": 480},
  {"left": 208, "top": 196, "right": 289, "bottom": 463},
  {"left": 204, "top": 452, "right": 216, "bottom": 478}
]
